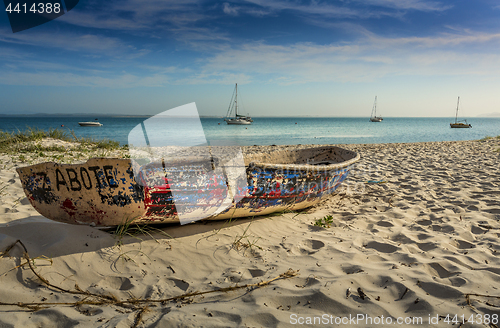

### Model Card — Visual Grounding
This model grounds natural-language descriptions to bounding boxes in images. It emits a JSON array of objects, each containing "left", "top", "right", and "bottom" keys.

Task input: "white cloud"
[
  {"left": 223, "top": 2, "right": 239, "bottom": 15},
  {"left": 196, "top": 30, "right": 500, "bottom": 84},
  {"left": 5, "top": 29, "right": 499, "bottom": 87}
]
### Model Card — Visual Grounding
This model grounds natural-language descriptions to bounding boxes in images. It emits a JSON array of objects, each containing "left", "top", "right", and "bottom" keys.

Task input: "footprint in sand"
[
  {"left": 418, "top": 281, "right": 462, "bottom": 299},
  {"left": 248, "top": 269, "right": 266, "bottom": 278},
  {"left": 424, "top": 262, "right": 461, "bottom": 278},
  {"left": 432, "top": 224, "right": 455, "bottom": 233},
  {"left": 342, "top": 265, "right": 365, "bottom": 275},
  {"left": 452, "top": 239, "right": 476, "bottom": 249},
  {"left": 31, "top": 309, "right": 80, "bottom": 326},
  {"left": 294, "top": 276, "right": 321, "bottom": 288},
  {"left": 449, "top": 277, "right": 467, "bottom": 287},
  {"left": 170, "top": 278, "right": 190, "bottom": 291},
  {"left": 471, "top": 225, "right": 488, "bottom": 234},
  {"left": 290, "top": 239, "right": 325, "bottom": 255},
  {"left": 303, "top": 239, "right": 325, "bottom": 250},
  {"left": 365, "top": 241, "right": 398, "bottom": 253},
  {"left": 416, "top": 233, "right": 432, "bottom": 240},
  {"left": 376, "top": 220, "right": 394, "bottom": 227},
  {"left": 415, "top": 219, "right": 432, "bottom": 226},
  {"left": 485, "top": 208, "right": 500, "bottom": 214},
  {"left": 20, "top": 197, "right": 31, "bottom": 205},
  {"left": 100, "top": 276, "right": 135, "bottom": 291},
  {"left": 416, "top": 242, "right": 438, "bottom": 252}
]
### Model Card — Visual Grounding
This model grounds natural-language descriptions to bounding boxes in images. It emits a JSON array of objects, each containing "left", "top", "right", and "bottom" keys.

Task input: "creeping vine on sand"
[
  {"left": 0, "top": 239, "right": 298, "bottom": 328},
  {"left": 313, "top": 215, "right": 334, "bottom": 228},
  {"left": 465, "top": 293, "right": 500, "bottom": 310}
]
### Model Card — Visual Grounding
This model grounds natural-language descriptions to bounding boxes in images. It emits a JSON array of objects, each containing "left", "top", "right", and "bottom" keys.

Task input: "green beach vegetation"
[
  {"left": 0, "top": 127, "right": 127, "bottom": 163},
  {"left": 313, "top": 215, "right": 334, "bottom": 228}
]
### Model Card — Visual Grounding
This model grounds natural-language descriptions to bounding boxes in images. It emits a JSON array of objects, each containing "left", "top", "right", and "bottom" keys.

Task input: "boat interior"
[{"left": 244, "top": 146, "right": 359, "bottom": 167}]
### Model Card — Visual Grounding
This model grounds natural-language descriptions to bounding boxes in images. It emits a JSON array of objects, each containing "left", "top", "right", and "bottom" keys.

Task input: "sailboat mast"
[
  {"left": 235, "top": 83, "right": 238, "bottom": 117},
  {"left": 371, "top": 96, "right": 377, "bottom": 118},
  {"left": 455, "top": 96, "right": 460, "bottom": 123}
]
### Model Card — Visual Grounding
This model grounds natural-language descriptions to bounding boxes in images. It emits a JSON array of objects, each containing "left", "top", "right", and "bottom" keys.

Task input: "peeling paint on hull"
[{"left": 16, "top": 147, "right": 360, "bottom": 226}]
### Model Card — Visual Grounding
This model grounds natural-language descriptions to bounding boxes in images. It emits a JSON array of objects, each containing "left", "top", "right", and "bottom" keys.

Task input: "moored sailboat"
[
  {"left": 369, "top": 96, "right": 383, "bottom": 122},
  {"left": 450, "top": 97, "right": 471, "bottom": 128},
  {"left": 224, "top": 83, "right": 253, "bottom": 125}
]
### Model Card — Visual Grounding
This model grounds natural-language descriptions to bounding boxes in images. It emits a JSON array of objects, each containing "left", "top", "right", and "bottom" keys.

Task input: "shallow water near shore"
[{"left": 1, "top": 116, "right": 499, "bottom": 146}]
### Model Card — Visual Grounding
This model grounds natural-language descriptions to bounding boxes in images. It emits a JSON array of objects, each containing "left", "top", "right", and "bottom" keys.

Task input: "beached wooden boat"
[{"left": 16, "top": 146, "right": 359, "bottom": 226}]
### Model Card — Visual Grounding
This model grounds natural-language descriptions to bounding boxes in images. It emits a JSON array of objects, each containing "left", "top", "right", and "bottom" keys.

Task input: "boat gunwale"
[
  {"left": 17, "top": 146, "right": 361, "bottom": 172},
  {"left": 248, "top": 152, "right": 360, "bottom": 171}
]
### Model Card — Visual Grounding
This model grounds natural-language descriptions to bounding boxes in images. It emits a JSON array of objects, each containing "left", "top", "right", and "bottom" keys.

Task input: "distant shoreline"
[{"left": 2, "top": 114, "right": 500, "bottom": 118}]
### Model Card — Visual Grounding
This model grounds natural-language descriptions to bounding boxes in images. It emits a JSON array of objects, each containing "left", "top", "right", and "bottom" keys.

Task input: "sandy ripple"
[{"left": 0, "top": 138, "right": 499, "bottom": 326}]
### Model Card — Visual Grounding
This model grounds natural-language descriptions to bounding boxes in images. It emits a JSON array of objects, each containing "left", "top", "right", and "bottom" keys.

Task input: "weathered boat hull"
[
  {"left": 225, "top": 119, "right": 252, "bottom": 125},
  {"left": 16, "top": 146, "right": 360, "bottom": 226},
  {"left": 78, "top": 122, "right": 103, "bottom": 126},
  {"left": 450, "top": 123, "right": 471, "bottom": 128}
]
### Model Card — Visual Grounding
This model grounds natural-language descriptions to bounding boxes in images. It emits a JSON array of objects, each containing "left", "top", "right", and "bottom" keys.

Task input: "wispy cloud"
[
  {"left": 240, "top": 0, "right": 450, "bottom": 19},
  {"left": 370, "top": 31, "right": 500, "bottom": 48},
  {"left": 57, "top": 11, "right": 146, "bottom": 30},
  {"left": 0, "top": 0, "right": 493, "bottom": 88},
  {"left": 0, "top": 70, "right": 171, "bottom": 87},
  {"left": 359, "top": 0, "right": 451, "bottom": 11},
  {"left": 0, "top": 29, "right": 140, "bottom": 56},
  {"left": 4, "top": 28, "right": 500, "bottom": 87},
  {"left": 241, "top": 0, "right": 361, "bottom": 18},
  {"left": 223, "top": 3, "right": 239, "bottom": 16},
  {"left": 51, "top": 0, "right": 455, "bottom": 54},
  {"left": 196, "top": 30, "right": 500, "bottom": 84},
  {"left": 175, "top": 72, "right": 252, "bottom": 85},
  {"left": 0, "top": 46, "right": 32, "bottom": 60},
  {"left": 59, "top": 0, "right": 223, "bottom": 42}
]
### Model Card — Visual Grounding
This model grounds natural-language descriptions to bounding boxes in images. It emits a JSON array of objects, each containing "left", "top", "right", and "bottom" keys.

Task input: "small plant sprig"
[
  {"left": 313, "top": 215, "right": 334, "bottom": 228},
  {"left": 111, "top": 218, "right": 173, "bottom": 247},
  {"left": 232, "top": 222, "right": 262, "bottom": 253}
]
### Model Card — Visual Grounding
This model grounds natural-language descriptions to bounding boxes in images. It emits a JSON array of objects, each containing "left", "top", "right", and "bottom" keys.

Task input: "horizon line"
[{"left": 1, "top": 113, "right": 499, "bottom": 118}]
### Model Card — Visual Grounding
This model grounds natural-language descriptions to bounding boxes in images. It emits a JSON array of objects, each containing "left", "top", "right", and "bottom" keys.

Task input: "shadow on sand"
[{"left": 0, "top": 215, "right": 262, "bottom": 258}]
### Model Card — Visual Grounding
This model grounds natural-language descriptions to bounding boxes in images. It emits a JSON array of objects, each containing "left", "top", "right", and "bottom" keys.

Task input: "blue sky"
[{"left": 1, "top": 0, "right": 500, "bottom": 117}]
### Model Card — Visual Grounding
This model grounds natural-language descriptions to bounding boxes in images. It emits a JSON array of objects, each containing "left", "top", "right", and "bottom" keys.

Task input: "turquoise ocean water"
[{"left": 0, "top": 116, "right": 498, "bottom": 146}]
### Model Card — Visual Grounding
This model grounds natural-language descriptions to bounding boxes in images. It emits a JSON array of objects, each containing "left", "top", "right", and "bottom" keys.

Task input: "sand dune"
[{"left": 1, "top": 138, "right": 499, "bottom": 327}]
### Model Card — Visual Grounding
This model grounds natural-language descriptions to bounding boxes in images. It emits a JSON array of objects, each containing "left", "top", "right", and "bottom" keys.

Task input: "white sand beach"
[{"left": 1, "top": 138, "right": 500, "bottom": 327}]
